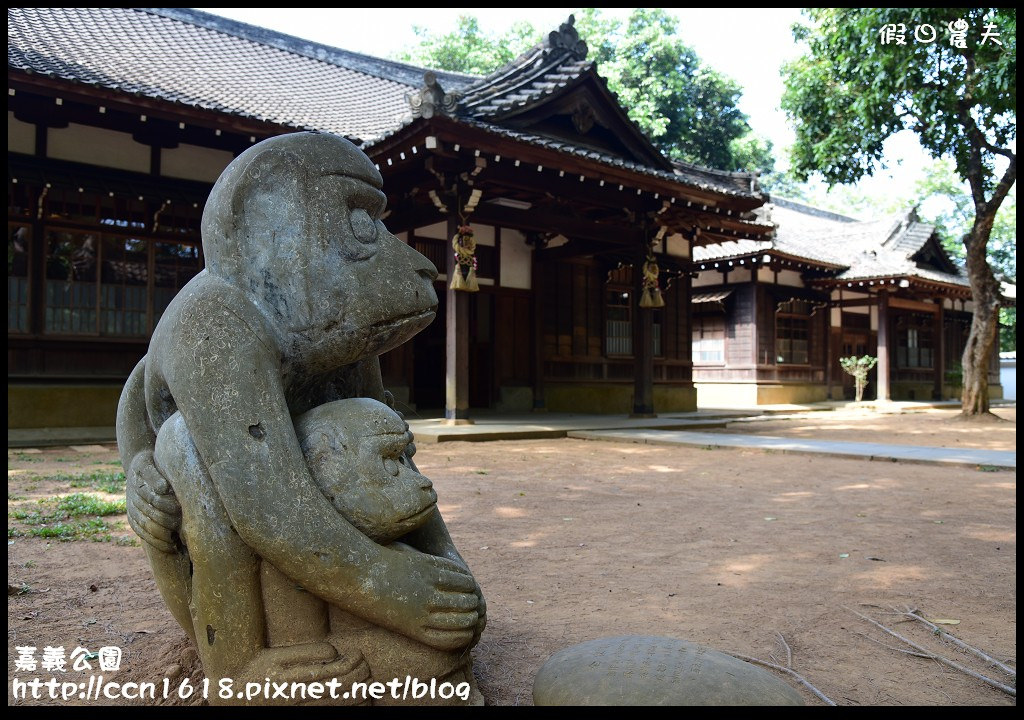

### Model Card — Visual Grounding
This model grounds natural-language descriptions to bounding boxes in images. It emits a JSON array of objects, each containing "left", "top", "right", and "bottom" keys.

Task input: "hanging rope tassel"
[
  {"left": 640, "top": 254, "right": 665, "bottom": 308},
  {"left": 450, "top": 224, "right": 479, "bottom": 292}
]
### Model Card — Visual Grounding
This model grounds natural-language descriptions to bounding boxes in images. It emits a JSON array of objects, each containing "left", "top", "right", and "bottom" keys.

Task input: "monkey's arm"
[
  {"left": 160, "top": 288, "right": 479, "bottom": 651},
  {"left": 117, "top": 357, "right": 181, "bottom": 553}
]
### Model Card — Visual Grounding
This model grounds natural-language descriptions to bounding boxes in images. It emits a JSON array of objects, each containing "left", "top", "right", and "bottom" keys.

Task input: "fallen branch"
[
  {"left": 777, "top": 631, "right": 793, "bottom": 669},
  {"left": 901, "top": 607, "right": 1016, "bottom": 678},
  {"left": 855, "top": 631, "right": 932, "bottom": 659},
  {"left": 846, "top": 607, "right": 1016, "bottom": 697},
  {"left": 727, "top": 652, "right": 836, "bottom": 706}
]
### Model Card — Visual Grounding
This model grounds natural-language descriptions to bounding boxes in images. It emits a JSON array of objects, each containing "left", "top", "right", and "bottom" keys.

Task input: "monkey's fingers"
[
  {"left": 133, "top": 482, "right": 181, "bottom": 526},
  {"left": 418, "top": 627, "right": 476, "bottom": 652},
  {"left": 126, "top": 507, "right": 178, "bottom": 553},
  {"left": 428, "top": 590, "right": 480, "bottom": 613},
  {"left": 135, "top": 460, "right": 177, "bottom": 498},
  {"left": 425, "top": 611, "right": 479, "bottom": 633}
]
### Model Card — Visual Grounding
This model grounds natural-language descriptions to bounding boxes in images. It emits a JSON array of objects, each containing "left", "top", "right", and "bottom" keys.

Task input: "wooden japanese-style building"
[
  {"left": 7, "top": 8, "right": 999, "bottom": 429},
  {"left": 689, "top": 197, "right": 1000, "bottom": 404}
]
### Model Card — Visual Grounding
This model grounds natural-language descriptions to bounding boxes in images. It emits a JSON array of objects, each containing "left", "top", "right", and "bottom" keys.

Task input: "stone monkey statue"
[
  {"left": 117, "top": 132, "right": 484, "bottom": 703},
  {"left": 155, "top": 397, "right": 480, "bottom": 704}
]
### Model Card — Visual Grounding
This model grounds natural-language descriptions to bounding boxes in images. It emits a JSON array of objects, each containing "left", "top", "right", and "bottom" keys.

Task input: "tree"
[
  {"left": 840, "top": 355, "right": 879, "bottom": 402},
  {"left": 913, "top": 159, "right": 1017, "bottom": 351},
  {"left": 781, "top": 8, "right": 1016, "bottom": 418},
  {"left": 397, "top": 9, "right": 770, "bottom": 171},
  {"left": 399, "top": 15, "right": 538, "bottom": 75}
]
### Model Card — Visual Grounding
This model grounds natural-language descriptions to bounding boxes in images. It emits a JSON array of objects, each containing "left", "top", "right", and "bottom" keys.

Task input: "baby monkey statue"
[{"left": 117, "top": 133, "right": 485, "bottom": 705}]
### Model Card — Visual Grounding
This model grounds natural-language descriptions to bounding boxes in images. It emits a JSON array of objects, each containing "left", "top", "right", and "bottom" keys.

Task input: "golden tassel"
[
  {"left": 465, "top": 266, "right": 480, "bottom": 292},
  {"left": 640, "top": 288, "right": 654, "bottom": 308},
  {"left": 450, "top": 266, "right": 466, "bottom": 290},
  {"left": 650, "top": 288, "right": 665, "bottom": 308}
]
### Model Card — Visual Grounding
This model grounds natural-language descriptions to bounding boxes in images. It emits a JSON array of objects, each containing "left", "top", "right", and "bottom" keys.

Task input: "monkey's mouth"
[
  {"left": 398, "top": 499, "right": 437, "bottom": 526},
  {"left": 373, "top": 308, "right": 436, "bottom": 333}
]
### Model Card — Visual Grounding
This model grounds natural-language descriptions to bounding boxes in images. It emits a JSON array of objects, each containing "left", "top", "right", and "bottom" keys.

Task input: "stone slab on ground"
[
  {"left": 567, "top": 429, "right": 1016, "bottom": 469},
  {"left": 533, "top": 636, "right": 804, "bottom": 706}
]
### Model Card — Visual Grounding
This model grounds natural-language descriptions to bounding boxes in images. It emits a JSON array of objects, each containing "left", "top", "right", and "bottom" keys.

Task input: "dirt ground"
[{"left": 7, "top": 408, "right": 1016, "bottom": 706}]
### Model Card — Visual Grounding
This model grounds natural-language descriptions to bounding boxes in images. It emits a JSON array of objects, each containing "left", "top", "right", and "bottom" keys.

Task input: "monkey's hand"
[
  {"left": 125, "top": 450, "right": 181, "bottom": 553},
  {"left": 371, "top": 548, "right": 481, "bottom": 652}
]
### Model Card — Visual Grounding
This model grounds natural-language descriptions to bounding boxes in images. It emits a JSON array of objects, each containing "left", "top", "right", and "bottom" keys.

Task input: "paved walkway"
[
  {"left": 8, "top": 401, "right": 1015, "bottom": 471},
  {"left": 566, "top": 429, "right": 1016, "bottom": 470}
]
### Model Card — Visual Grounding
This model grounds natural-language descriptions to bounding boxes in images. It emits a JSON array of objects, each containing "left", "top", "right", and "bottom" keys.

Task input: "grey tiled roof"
[
  {"left": 8, "top": 7, "right": 438, "bottom": 141},
  {"left": 8, "top": 7, "right": 763, "bottom": 200},
  {"left": 695, "top": 197, "right": 969, "bottom": 288}
]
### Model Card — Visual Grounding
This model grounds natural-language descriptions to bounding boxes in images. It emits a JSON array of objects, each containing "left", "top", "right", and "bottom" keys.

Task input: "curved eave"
[
  {"left": 368, "top": 115, "right": 766, "bottom": 211},
  {"left": 811, "top": 274, "right": 973, "bottom": 299}
]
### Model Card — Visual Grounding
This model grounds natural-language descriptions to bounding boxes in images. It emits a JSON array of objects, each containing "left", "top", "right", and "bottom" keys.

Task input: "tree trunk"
[{"left": 960, "top": 211, "right": 1000, "bottom": 417}]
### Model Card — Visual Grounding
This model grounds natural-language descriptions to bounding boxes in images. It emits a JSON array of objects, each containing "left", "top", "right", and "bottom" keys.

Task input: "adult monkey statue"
[{"left": 117, "top": 132, "right": 485, "bottom": 704}]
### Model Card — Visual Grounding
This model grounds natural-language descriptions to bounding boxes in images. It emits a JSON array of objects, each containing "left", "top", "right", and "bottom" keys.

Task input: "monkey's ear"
[{"left": 230, "top": 146, "right": 305, "bottom": 241}]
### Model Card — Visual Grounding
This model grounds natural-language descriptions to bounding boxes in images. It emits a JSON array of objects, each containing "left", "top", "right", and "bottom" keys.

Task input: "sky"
[{"left": 197, "top": 7, "right": 937, "bottom": 210}]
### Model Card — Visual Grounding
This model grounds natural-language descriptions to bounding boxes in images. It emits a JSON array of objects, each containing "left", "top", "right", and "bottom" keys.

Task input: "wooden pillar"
[
  {"left": 445, "top": 214, "right": 472, "bottom": 424},
  {"left": 876, "top": 290, "right": 891, "bottom": 401},
  {"left": 531, "top": 240, "right": 546, "bottom": 411},
  {"left": 934, "top": 301, "right": 945, "bottom": 400},
  {"left": 632, "top": 241, "right": 655, "bottom": 416},
  {"left": 825, "top": 301, "right": 833, "bottom": 400}
]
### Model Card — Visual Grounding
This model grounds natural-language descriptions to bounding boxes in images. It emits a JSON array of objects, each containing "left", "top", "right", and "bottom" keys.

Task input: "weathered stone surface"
[
  {"left": 117, "top": 132, "right": 485, "bottom": 705},
  {"left": 533, "top": 636, "right": 805, "bottom": 706}
]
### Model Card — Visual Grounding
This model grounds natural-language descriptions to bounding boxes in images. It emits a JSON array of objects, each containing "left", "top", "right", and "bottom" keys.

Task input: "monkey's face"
[
  {"left": 297, "top": 398, "right": 437, "bottom": 545},
  {"left": 298, "top": 174, "right": 438, "bottom": 363},
  {"left": 313, "top": 426, "right": 437, "bottom": 545},
  {"left": 204, "top": 133, "right": 438, "bottom": 374}
]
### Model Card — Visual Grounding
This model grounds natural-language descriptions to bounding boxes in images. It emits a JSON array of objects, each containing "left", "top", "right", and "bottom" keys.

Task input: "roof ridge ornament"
[
  {"left": 408, "top": 71, "right": 460, "bottom": 119},
  {"left": 545, "top": 14, "right": 588, "bottom": 61}
]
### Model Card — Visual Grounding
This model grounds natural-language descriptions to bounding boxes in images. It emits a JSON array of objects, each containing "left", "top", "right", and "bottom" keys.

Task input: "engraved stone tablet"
[{"left": 533, "top": 636, "right": 804, "bottom": 706}]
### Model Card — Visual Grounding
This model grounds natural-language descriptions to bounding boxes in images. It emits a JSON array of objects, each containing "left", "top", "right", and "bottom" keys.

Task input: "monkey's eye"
[
  {"left": 350, "top": 208, "right": 378, "bottom": 244},
  {"left": 383, "top": 457, "right": 400, "bottom": 476}
]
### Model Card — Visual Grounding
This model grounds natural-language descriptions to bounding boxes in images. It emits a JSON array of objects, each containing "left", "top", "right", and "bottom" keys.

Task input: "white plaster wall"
[
  {"left": 757, "top": 267, "right": 774, "bottom": 283},
  {"left": 870, "top": 306, "right": 878, "bottom": 330},
  {"left": 8, "top": 112, "right": 34, "bottom": 154},
  {"left": 48, "top": 123, "right": 149, "bottom": 173},
  {"left": 473, "top": 224, "right": 495, "bottom": 247},
  {"left": 1000, "top": 359, "right": 1015, "bottom": 400},
  {"left": 500, "top": 228, "right": 531, "bottom": 290},
  {"left": 776, "top": 269, "right": 804, "bottom": 288},
  {"left": 831, "top": 307, "right": 841, "bottom": 326},
  {"left": 665, "top": 234, "right": 689, "bottom": 258},
  {"left": 162, "top": 143, "right": 234, "bottom": 183},
  {"left": 416, "top": 221, "right": 447, "bottom": 240},
  {"left": 693, "top": 271, "right": 726, "bottom": 288}
]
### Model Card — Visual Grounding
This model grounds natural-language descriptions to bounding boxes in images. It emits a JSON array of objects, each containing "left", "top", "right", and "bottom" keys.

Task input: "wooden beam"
[
  {"left": 470, "top": 204, "right": 643, "bottom": 245},
  {"left": 888, "top": 296, "right": 941, "bottom": 313}
]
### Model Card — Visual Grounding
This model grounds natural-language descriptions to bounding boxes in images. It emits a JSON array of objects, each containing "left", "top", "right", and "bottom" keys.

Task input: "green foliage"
[
  {"left": 782, "top": 8, "right": 1015, "bottom": 189},
  {"left": 839, "top": 355, "right": 879, "bottom": 402},
  {"left": 396, "top": 9, "right": 770, "bottom": 171},
  {"left": 914, "top": 159, "right": 1016, "bottom": 281},
  {"left": 65, "top": 470, "right": 127, "bottom": 494},
  {"left": 8, "top": 492, "right": 125, "bottom": 542},
  {"left": 839, "top": 355, "right": 879, "bottom": 378},
  {"left": 397, "top": 15, "right": 539, "bottom": 76},
  {"left": 1000, "top": 307, "right": 1016, "bottom": 351}
]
